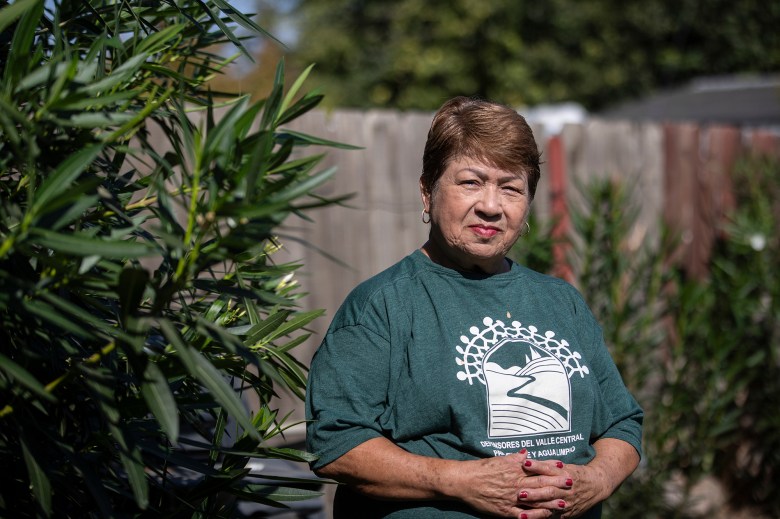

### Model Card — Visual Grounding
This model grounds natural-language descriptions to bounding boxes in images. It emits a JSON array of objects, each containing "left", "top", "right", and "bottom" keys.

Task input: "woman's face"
[{"left": 421, "top": 156, "right": 531, "bottom": 274}]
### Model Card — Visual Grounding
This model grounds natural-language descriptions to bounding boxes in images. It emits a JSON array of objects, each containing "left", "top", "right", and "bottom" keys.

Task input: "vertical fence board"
[
  {"left": 663, "top": 124, "right": 700, "bottom": 276},
  {"left": 528, "top": 123, "right": 551, "bottom": 223},
  {"left": 703, "top": 126, "right": 741, "bottom": 241}
]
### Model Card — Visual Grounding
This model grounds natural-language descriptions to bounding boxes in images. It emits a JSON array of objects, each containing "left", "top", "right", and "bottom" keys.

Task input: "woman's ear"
[{"left": 419, "top": 179, "right": 430, "bottom": 212}]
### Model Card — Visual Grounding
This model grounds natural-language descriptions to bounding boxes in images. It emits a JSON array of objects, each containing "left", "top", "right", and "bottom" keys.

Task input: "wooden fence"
[{"left": 273, "top": 109, "right": 780, "bottom": 433}]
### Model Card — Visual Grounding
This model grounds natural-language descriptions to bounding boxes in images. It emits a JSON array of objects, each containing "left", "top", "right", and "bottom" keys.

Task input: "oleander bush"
[
  {"left": 0, "top": 1, "right": 352, "bottom": 517},
  {"left": 563, "top": 159, "right": 780, "bottom": 518}
]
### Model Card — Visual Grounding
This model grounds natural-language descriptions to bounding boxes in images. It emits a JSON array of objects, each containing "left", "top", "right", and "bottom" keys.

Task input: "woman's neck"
[{"left": 420, "top": 241, "right": 509, "bottom": 275}]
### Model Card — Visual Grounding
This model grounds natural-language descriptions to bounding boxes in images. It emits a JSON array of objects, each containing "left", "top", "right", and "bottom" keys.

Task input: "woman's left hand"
[{"left": 518, "top": 438, "right": 640, "bottom": 518}]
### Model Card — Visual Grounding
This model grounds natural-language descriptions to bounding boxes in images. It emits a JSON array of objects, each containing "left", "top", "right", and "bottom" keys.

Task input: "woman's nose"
[{"left": 475, "top": 186, "right": 502, "bottom": 216}]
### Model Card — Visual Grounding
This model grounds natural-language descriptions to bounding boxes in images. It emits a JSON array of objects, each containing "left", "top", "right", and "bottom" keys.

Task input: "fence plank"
[{"left": 663, "top": 123, "right": 701, "bottom": 277}]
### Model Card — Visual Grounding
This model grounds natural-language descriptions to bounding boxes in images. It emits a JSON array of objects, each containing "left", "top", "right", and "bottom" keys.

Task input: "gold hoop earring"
[
  {"left": 421, "top": 210, "right": 431, "bottom": 224},
  {"left": 520, "top": 221, "right": 530, "bottom": 237}
]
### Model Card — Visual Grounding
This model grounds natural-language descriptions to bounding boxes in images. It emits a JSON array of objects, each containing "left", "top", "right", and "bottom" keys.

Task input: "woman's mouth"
[{"left": 469, "top": 225, "right": 500, "bottom": 238}]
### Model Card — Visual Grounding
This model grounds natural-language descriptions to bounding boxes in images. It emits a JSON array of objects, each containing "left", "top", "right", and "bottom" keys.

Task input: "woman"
[{"left": 305, "top": 96, "right": 643, "bottom": 518}]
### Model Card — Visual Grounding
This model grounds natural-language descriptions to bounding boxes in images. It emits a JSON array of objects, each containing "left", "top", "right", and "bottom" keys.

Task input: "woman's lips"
[{"left": 469, "top": 225, "right": 500, "bottom": 238}]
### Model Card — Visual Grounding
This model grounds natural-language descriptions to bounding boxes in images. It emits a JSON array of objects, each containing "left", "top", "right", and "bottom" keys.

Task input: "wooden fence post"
[{"left": 548, "top": 134, "right": 573, "bottom": 283}]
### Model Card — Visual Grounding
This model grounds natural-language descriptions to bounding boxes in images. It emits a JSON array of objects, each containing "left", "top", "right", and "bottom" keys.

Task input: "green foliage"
[
  {"left": 275, "top": 0, "right": 780, "bottom": 110},
  {"left": 508, "top": 212, "right": 557, "bottom": 274},
  {"left": 655, "top": 156, "right": 780, "bottom": 516},
  {"left": 564, "top": 179, "right": 672, "bottom": 517},
  {"left": 568, "top": 179, "right": 672, "bottom": 390},
  {"left": 561, "top": 161, "right": 780, "bottom": 518},
  {"left": 0, "top": 1, "right": 353, "bottom": 517}
]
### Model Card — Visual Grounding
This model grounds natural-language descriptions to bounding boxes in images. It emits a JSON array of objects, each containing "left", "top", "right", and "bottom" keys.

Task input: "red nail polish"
[
  {"left": 558, "top": 500, "right": 566, "bottom": 508},
  {"left": 520, "top": 448, "right": 527, "bottom": 454},
  {"left": 524, "top": 460, "right": 532, "bottom": 467},
  {"left": 565, "top": 478, "right": 573, "bottom": 487},
  {"left": 556, "top": 461, "right": 564, "bottom": 468},
  {"left": 519, "top": 491, "right": 528, "bottom": 499},
  {"left": 521, "top": 514, "right": 528, "bottom": 519}
]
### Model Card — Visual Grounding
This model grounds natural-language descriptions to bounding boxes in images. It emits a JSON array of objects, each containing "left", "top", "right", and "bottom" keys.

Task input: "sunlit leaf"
[
  {"left": 279, "top": 63, "right": 315, "bottom": 116},
  {"left": 29, "top": 228, "right": 153, "bottom": 258}
]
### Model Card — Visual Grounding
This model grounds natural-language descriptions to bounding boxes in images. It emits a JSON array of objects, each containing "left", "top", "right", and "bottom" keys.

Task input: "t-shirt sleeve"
[
  {"left": 589, "top": 325, "right": 644, "bottom": 458},
  {"left": 305, "top": 322, "right": 392, "bottom": 471}
]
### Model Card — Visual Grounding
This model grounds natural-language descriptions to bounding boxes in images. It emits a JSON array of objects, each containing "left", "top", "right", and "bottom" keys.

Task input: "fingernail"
[
  {"left": 524, "top": 460, "right": 532, "bottom": 467},
  {"left": 556, "top": 461, "right": 564, "bottom": 468},
  {"left": 558, "top": 500, "right": 566, "bottom": 508},
  {"left": 520, "top": 448, "right": 527, "bottom": 454},
  {"left": 519, "top": 491, "right": 528, "bottom": 499},
  {"left": 521, "top": 514, "right": 528, "bottom": 519},
  {"left": 565, "top": 478, "right": 573, "bottom": 486}
]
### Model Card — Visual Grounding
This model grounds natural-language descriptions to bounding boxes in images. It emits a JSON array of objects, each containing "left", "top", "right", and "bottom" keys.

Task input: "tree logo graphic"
[{"left": 455, "top": 317, "right": 590, "bottom": 438}]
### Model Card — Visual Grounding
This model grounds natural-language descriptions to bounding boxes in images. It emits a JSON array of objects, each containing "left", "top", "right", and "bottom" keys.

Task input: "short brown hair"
[{"left": 421, "top": 96, "right": 541, "bottom": 199}]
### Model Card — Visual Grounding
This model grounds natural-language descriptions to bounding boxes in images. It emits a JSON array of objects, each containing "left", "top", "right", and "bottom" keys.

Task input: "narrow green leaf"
[
  {"left": 160, "top": 320, "right": 260, "bottom": 440},
  {"left": 278, "top": 64, "right": 315, "bottom": 116},
  {"left": 271, "top": 333, "right": 310, "bottom": 355},
  {"left": 136, "top": 23, "right": 185, "bottom": 54},
  {"left": 237, "top": 484, "right": 322, "bottom": 503},
  {"left": 203, "top": 95, "right": 250, "bottom": 156},
  {"left": 276, "top": 93, "right": 324, "bottom": 126},
  {"left": 193, "top": 0, "right": 249, "bottom": 56},
  {"left": 49, "top": 193, "right": 100, "bottom": 231},
  {"left": 53, "top": 90, "right": 139, "bottom": 111},
  {"left": 65, "top": 111, "right": 136, "bottom": 128},
  {"left": 266, "top": 153, "right": 325, "bottom": 176},
  {"left": 21, "top": 437, "right": 52, "bottom": 517},
  {"left": 1, "top": 0, "right": 43, "bottom": 89},
  {"left": 260, "top": 61, "right": 285, "bottom": 130},
  {"left": 245, "top": 311, "right": 290, "bottom": 346},
  {"left": 111, "top": 425, "right": 149, "bottom": 509},
  {"left": 267, "top": 166, "right": 337, "bottom": 205},
  {"left": 29, "top": 228, "right": 153, "bottom": 258},
  {"left": 0, "top": 0, "right": 38, "bottom": 34},
  {"left": 260, "top": 446, "right": 319, "bottom": 463},
  {"left": 264, "top": 309, "right": 324, "bottom": 344},
  {"left": 84, "top": 53, "right": 150, "bottom": 95},
  {"left": 38, "top": 291, "right": 134, "bottom": 343},
  {"left": 211, "top": 0, "right": 279, "bottom": 42},
  {"left": 277, "top": 129, "right": 362, "bottom": 150},
  {"left": 117, "top": 268, "right": 149, "bottom": 323},
  {"left": 0, "top": 353, "right": 56, "bottom": 402},
  {"left": 33, "top": 144, "right": 104, "bottom": 213},
  {"left": 141, "top": 362, "right": 179, "bottom": 441},
  {"left": 184, "top": 468, "right": 250, "bottom": 502},
  {"left": 263, "top": 348, "right": 307, "bottom": 389},
  {"left": 14, "top": 60, "right": 82, "bottom": 94},
  {"left": 22, "top": 299, "right": 95, "bottom": 339}
]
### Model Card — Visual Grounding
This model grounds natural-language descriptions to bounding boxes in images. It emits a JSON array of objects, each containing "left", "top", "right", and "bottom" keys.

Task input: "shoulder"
[
  {"left": 332, "top": 252, "right": 423, "bottom": 327},
  {"left": 513, "top": 262, "right": 587, "bottom": 298}
]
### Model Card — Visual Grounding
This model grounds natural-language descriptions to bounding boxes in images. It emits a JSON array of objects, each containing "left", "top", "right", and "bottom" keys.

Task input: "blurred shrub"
[{"left": 558, "top": 157, "right": 780, "bottom": 518}]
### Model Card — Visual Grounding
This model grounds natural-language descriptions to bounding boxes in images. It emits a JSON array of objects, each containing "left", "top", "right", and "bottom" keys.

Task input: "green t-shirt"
[{"left": 306, "top": 250, "right": 643, "bottom": 518}]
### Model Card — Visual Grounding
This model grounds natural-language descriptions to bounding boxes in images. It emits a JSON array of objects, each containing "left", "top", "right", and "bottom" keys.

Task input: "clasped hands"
[{"left": 460, "top": 448, "right": 601, "bottom": 519}]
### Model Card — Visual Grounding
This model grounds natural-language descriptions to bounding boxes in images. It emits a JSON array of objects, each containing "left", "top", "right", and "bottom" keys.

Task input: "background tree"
[
  {"left": 265, "top": 0, "right": 780, "bottom": 110},
  {"left": 0, "top": 0, "right": 352, "bottom": 516}
]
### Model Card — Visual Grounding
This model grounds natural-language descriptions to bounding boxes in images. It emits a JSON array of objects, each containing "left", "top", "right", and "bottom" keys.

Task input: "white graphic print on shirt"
[{"left": 455, "top": 317, "right": 590, "bottom": 439}]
